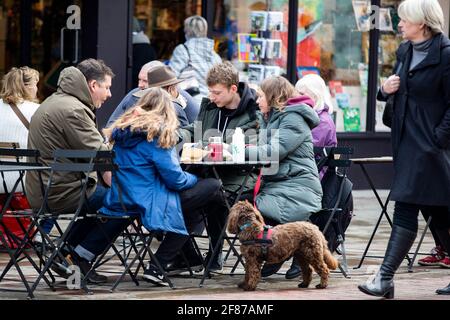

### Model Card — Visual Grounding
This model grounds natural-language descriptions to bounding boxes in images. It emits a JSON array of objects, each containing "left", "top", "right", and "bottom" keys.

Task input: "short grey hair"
[
  {"left": 398, "top": 0, "right": 445, "bottom": 35},
  {"left": 184, "top": 15, "right": 208, "bottom": 39}
]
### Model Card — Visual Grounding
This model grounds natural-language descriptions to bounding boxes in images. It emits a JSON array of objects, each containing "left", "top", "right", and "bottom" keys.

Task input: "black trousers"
[
  {"left": 421, "top": 210, "right": 450, "bottom": 249},
  {"left": 153, "top": 178, "right": 222, "bottom": 266},
  {"left": 393, "top": 201, "right": 450, "bottom": 255},
  {"left": 204, "top": 191, "right": 254, "bottom": 261},
  {"left": 393, "top": 202, "right": 450, "bottom": 232}
]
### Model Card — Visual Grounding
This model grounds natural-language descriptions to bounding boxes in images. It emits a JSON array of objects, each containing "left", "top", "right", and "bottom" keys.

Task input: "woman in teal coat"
[
  {"left": 246, "top": 76, "right": 323, "bottom": 278},
  {"left": 247, "top": 76, "right": 322, "bottom": 223}
]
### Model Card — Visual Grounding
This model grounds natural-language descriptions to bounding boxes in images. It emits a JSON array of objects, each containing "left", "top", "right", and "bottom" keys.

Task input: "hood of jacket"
[
  {"left": 268, "top": 99, "right": 320, "bottom": 130},
  {"left": 211, "top": 82, "right": 257, "bottom": 118},
  {"left": 112, "top": 127, "right": 148, "bottom": 149},
  {"left": 57, "top": 66, "right": 95, "bottom": 110},
  {"left": 185, "top": 37, "right": 217, "bottom": 63}
]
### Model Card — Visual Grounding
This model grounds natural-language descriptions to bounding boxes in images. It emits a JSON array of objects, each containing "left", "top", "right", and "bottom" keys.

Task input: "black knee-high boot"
[{"left": 358, "top": 225, "right": 416, "bottom": 299}]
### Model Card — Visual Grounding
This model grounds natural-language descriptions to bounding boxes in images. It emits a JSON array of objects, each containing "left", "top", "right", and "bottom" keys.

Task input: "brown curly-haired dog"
[{"left": 227, "top": 201, "right": 339, "bottom": 291}]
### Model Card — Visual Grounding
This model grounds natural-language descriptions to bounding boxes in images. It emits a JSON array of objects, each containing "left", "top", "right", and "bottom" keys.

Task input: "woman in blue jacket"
[{"left": 102, "top": 88, "right": 222, "bottom": 286}]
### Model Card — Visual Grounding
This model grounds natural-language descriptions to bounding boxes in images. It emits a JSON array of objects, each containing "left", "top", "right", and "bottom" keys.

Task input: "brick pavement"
[{"left": 0, "top": 190, "right": 449, "bottom": 300}]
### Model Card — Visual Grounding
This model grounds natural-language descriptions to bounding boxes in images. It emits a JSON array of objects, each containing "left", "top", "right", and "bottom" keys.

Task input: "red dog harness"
[{"left": 240, "top": 225, "right": 274, "bottom": 259}]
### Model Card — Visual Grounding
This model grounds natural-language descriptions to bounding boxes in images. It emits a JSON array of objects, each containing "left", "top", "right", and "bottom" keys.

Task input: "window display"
[
  {"left": 212, "top": 0, "right": 289, "bottom": 84},
  {"left": 376, "top": 0, "right": 403, "bottom": 132},
  {"left": 295, "top": 0, "right": 372, "bottom": 132},
  {"left": 134, "top": 0, "right": 202, "bottom": 60}
]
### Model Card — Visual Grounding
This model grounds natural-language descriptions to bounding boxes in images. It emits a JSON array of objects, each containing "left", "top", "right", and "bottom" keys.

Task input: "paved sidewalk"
[{"left": 0, "top": 190, "right": 449, "bottom": 300}]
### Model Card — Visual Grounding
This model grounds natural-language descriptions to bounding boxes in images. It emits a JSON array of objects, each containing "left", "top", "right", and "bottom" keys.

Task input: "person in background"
[
  {"left": 358, "top": 0, "right": 450, "bottom": 299},
  {"left": 106, "top": 61, "right": 199, "bottom": 128},
  {"left": 0, "top": 66, "right": 46, "bottom": 243},
  {"left": 248, "top": 76, "right": 323, "bottom": 279},
  {"left": 102, "top": 88, "right": 222, "bottom": 286},
  {"left": 295, "top": 74, "right": 337, "bottom": 165},
  {"left": 0, "top": 66, "right": 40, "bottom": 194},
  {"left": 169, "top": 15, "right": 222, "bottom": 104},
  {"left": 131, "top": 17, "right": 156, "bottom": 89}
]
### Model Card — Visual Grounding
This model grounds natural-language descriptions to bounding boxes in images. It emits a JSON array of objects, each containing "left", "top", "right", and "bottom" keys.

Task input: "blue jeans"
[{"left": 66, "top": 185, "right": 129, "bottom": 261}]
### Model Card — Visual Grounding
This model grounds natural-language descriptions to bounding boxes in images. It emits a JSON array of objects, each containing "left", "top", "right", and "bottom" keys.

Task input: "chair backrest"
[
  {"left": 0, "top": 142, "right": 41, "bottom": 166},
  {"left": 314, "top": 146, "right": 353, "bottom": 172},
  {"left": 0, "top": 144, "right": 42, "bottom": 196},
  {"left": 311, "top": 146, "right": 355, "bottom": 252}
]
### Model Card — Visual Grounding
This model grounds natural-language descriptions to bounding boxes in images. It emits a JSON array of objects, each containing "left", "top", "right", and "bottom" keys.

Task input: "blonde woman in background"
[{"left": 0, "top": 66, "right": 40, "bottom": 193}]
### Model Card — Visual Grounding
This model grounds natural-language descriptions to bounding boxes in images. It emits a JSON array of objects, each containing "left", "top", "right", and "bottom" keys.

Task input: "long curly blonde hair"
[{"left": 104, "top": 88, "right": 179, "bottom": 149}]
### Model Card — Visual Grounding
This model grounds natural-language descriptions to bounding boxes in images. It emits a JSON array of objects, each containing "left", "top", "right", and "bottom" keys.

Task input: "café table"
[{"left": 181, "top": 159, "right": 277, "bottom": 287}]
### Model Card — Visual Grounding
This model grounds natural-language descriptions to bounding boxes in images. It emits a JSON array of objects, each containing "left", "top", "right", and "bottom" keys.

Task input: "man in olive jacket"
[
  {"left": 177, "top": 62, "right": 259, "bottom": 271},
  {"left": 26, "top": 59, "right": 127, "bottom": 283}
]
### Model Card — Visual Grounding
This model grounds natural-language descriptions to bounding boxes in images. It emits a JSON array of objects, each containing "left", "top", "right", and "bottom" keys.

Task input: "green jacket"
[
  {"left": 26, "top": 67, "right": 109, "bottom": 213},
  {"left": 180, "top": 82, "right": 258, "bottom": 193},
  {"left": 247, "top": 102, "right": 323, "bottom": 223}
]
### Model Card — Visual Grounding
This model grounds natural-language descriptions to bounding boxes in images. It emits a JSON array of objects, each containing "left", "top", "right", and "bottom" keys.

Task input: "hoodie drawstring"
[{"left": 217, "top": 110, "right": 229, "bottom": 140}]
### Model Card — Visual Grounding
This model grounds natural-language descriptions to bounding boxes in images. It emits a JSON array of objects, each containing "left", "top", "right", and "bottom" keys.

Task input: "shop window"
[
  {"left": 296, "top": 0, "right": 376, "bottom": 133},
  {"left": 375, "top": 0, "right": 402, "bottom": 132},
  {"left": 134, "top": 0, "right": 202, "bottom": 61},
  {"left": 211, "top": 1, "right": 289, "bottom": 85}
]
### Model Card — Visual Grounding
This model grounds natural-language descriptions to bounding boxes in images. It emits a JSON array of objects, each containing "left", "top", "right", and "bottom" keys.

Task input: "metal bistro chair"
[
  {"left": 0, "top": 145, "right": 54, "bottom": 298},
  {"left": 83, "top": 150, "right": 175, "bottom": 292},
  {"left": 26, "top": 149, "right": 120, "bottom": 297},
  {"left": 309, "top": 146, "right": 354, "bottom": 278}
]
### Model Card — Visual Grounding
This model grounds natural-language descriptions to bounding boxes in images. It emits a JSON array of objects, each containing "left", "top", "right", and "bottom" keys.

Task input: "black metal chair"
[
  {"left": 309, "top": 146, "right": 354, "bottom": 278},
  {"left": 0, "top": 145, "right": 54, "bottom": 298}
]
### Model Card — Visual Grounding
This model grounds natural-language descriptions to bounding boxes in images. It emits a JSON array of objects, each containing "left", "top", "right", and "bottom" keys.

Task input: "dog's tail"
[{"left": 323, "top": 241, "right": 339, "bottom": 270}]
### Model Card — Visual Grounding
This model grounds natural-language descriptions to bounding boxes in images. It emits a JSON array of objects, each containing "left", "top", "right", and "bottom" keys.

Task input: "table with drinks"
[{"left": 180, "top": 133, "right": 278, "bottom": 287}]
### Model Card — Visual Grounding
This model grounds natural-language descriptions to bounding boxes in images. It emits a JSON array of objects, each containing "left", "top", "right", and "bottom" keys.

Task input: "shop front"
[{"left": 1, "top": 0, "right": 448, "bottom": 188}]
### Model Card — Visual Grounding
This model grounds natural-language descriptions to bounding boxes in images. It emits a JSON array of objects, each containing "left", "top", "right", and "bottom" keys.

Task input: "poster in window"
[
  {"left": 267, "top": 11, "right": 284, "bottom": 31},
  {"left": 248, "top": 64, "right": 265, "bottom": 84},
  {"left": 352, "top": 0, "right": 371, "bottom": 32},
  {"left": 379, "top": 8, "right": 394, "bottom": 32},
  {"left": 264, "top": 66, "right": 281, "bottom": 78},
  {"left": 343, "top": 107, "right": 361, "bottom": 132},
  {"left": 250, "top": 11, "right": 268, "bottom": 32},
  {"left": 237, "top": 33, "right": 257, "bottom": 63},
  {"left": 266, "top": 39, "right": 282, "bottom": 59},
  {"left": 249, "top": 38, "right": 266, "bottom": 62}
]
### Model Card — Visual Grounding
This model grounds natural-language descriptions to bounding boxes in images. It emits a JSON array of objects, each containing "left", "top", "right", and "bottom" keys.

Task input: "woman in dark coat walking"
[{"left": 358, "top": 0, "right": 450, "bottom": 299}]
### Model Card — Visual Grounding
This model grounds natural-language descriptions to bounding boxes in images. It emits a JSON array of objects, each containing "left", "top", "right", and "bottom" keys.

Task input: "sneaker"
[
  {"left": 261, "top": 261, "right": 284, "bottom": 278},
  {"left": 165, "top": 255, "right": 204, "bottom": 275},
  {"left": 204, "top": 251, "right": 223, "bottom": 272},
  {"left": 439, "top": 257, "right": 450, "bottom": 268},
  {"left": 143, "top": 263, "right": 170, "bottom": 286},
  {"left": 418, "top": 246, "right": 446, "bottom": 266},
  {"left": 68, "top": 252, "right": 108, "bottom": 284}
]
